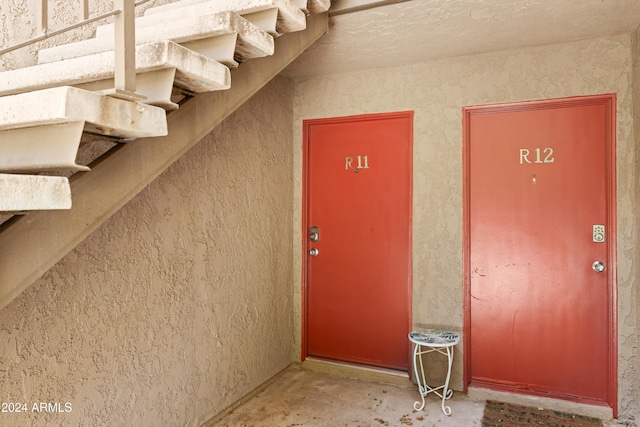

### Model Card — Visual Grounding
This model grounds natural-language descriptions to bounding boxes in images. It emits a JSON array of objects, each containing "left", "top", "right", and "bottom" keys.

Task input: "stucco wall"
[
  {"left": 291, "top": 34, "right": 639, "bottom": 421},
  {"left": 0, "top": 76, "right": 295, "bottom": 427},
  {"left": 632, "top": 27, "right": 640, "bottom": 422}
]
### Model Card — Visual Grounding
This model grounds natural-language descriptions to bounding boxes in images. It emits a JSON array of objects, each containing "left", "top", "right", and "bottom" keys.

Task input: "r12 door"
[{"left": 464, "top": 95, "right": 616, "bottom": 406}]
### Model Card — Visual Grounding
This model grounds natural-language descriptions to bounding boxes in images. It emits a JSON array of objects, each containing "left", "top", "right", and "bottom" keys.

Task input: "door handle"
[{"left": 592, "top": 261, "right": 605, "bottom": 273}]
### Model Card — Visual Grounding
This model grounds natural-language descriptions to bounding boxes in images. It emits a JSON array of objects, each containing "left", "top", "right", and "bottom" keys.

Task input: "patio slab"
[
  {"left": 206, "top": 363, "right": 624, "bottom": 427},
  {"left": 207, "top": 365, "right": 484, "bottom": 426}
]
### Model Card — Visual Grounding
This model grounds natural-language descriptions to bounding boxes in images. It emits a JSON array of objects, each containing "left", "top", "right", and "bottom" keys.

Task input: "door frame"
[
  {"left": 300, "top": 111, "right": 414, "bottom": 364},
  {"left": 462, "top": 94, "right": 618, "bottom": 415}
]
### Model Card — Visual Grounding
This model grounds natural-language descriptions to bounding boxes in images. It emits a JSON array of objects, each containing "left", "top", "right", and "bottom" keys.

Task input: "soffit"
[{"left": 283, "top": 0, "right": 640, "bottom": 78}]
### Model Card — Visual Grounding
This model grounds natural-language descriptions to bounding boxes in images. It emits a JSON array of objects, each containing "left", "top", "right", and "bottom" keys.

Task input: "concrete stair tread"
[
  {"left": 0, "top": 86, "right": 167, "bottom": 137},
  {"left": 38, "top": 11, "right": 274, "bottom": 67},
  {"left": 0, "top": 174, "right": 72, "bottom": 212},
  {"left": 139, "top": 0, "right": 306, "bottom": 35},
  {"left": 0, "top": 86, "right": 168, "bottom": 173},
  {"left": 291, "top": 0, "right": 309, "bottom": 12},
  {"left": 0, "top": 41, "right": 231, "bottom": 108},
  {"left": 0, "top": 123, "right": 89, "bottom": 173}
]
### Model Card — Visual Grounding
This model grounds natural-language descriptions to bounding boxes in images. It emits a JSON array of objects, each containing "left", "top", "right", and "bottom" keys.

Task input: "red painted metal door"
[
  {"left": 303, "top": 112, "right": 412, "bottom": 371},
  {"left": 464, "top": 95, "right": 616, "bottom": 407}
]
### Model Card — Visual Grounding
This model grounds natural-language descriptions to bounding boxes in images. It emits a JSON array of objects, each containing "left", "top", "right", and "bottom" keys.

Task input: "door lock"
[
  {"left": 309, "top": 248, "right": 319, "bottom": 256},
  {"left": 592, "top": 225, "right": 605, "bottom": 243},
  {"left": 310, "top": 226, "right": 320, "bottom": 242}
]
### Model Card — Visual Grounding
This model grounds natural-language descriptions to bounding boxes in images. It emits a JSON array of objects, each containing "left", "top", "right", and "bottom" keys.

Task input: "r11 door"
[
  {"left": 464, "top": 95, "right": 616, "bottom": 407},
  {"left": 304, "top": 111, "right": 413, "bottom": 371}
]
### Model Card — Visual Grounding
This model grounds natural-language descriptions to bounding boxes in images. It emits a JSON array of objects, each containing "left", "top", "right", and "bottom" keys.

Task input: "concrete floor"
[{"left": 207, "top": 362, "right": 622, "bottom": 427}]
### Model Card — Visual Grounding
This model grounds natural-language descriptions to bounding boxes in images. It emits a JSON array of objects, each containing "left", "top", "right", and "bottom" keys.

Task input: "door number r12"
[{"left": 519, "top": 147, "right": 555, "bottom": 164}]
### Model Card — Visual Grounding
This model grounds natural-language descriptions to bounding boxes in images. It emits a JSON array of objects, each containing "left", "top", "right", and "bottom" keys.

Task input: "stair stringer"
[{"left": 0, "top": 11, "right": 328, "bottom": 312}]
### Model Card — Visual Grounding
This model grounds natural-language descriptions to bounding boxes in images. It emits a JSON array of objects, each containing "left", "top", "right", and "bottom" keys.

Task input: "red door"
[
  {"left": 303, "top": 111, "right": 413, "bottom": 371},
  {"left": 464, "top": 95, "right": 616, "bottom": 408}
]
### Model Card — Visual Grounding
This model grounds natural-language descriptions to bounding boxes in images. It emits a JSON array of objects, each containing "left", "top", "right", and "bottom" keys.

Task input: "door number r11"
[{"left": 345, "top": 155, "right": 370, "bottom": 170}]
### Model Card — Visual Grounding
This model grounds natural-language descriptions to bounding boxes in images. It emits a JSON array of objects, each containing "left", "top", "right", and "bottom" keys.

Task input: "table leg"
[
  {"left": 412, "top": 343, "right": 427, "bottom": 411},
  {"left": 440, "top": 345, "right": 455, "bottom": 416}
]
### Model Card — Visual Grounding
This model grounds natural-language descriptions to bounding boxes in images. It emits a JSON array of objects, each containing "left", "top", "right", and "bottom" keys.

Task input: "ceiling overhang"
[{"left": 329, "top": 0, "right": 412, "bottom": 16}]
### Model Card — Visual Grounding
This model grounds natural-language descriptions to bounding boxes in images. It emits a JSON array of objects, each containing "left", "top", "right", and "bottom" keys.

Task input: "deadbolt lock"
[
  {"left": 310, "top": 226, "right": 319, "bottom": 242},
  {"left": 592, "top": 225, "right": 605, "bottom": 243}
]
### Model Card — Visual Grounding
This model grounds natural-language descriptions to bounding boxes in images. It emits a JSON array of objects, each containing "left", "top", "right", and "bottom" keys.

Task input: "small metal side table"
[{"left": 408, "top": 329, "right": 460, "bottom": 416}]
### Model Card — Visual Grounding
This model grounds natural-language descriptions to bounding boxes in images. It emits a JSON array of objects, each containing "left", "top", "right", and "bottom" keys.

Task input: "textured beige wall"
[
  {"left": 632, "top": 27, "right": 640, "bottom": 420},
  {"left": 291, "top": 35, "right": 638, "bottom": 421},
  {"left": 0, "top": 76, "right": 295, "bottom": 426}
]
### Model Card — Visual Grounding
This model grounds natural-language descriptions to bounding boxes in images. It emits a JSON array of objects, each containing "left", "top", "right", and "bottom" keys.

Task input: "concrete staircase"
[{"left": 0, "top": 0, "right": 329, "bottom": 310}]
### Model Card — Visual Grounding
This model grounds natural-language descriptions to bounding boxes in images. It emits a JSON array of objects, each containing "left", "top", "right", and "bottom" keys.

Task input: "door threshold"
[
  {"left": 302, "top": 357, "right": 412, "bottom": 389},
  {"left": 467, "top": 385, "right": 613, "bottom": 421}
]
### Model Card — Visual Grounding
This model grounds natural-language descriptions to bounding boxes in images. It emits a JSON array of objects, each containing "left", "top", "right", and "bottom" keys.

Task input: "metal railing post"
[
  {"left": 113, "top": 0, "right": 136, "bottom": 94},
  {"left": 38, "top": 0, "right": 49, "bottom": 36},
  {"left": 81, "top": 0, "right": 89, "bottom": 20}
]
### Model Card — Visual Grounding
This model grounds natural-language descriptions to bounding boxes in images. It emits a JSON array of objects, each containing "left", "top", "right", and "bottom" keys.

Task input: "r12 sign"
[{"left": 519, "top": 147, "right": 555, "bottom": 164}]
